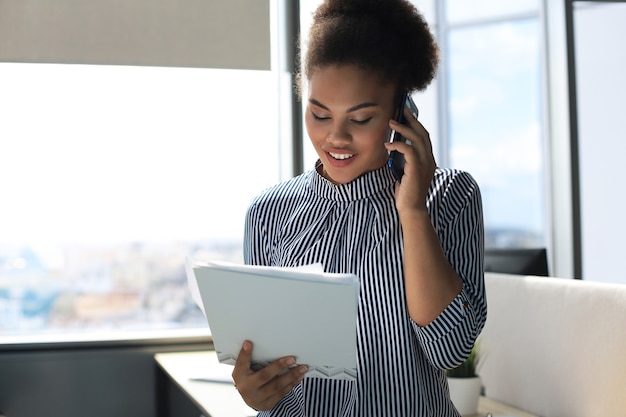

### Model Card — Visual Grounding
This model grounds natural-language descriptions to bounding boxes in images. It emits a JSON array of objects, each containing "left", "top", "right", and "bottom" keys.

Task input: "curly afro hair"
[{"left": 300, "top": 0, "right": 439, "bottom": 94}]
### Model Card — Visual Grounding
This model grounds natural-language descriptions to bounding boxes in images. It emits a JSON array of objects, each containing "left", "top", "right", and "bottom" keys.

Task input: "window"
[
  {"left": 446, "top": 0, "right": 539, "bottom": 23},
  {"left": 0, "top": 63, "right": 281, "bottom": 337},
  {"left": 445, "top": 17, "right": 545, "bottom": 248}
]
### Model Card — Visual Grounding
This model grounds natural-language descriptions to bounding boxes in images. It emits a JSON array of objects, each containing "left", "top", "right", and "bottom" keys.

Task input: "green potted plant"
[{"left": 446, "top": 343, "right": 482, "bottom": 416}]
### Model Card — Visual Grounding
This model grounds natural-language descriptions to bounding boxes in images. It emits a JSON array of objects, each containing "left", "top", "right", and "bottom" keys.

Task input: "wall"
[
  {"left": 575, "top": 3, "right": 626, "bottom": 283},
  {"left": 0, "top": 0, "right": 270, "bottom": 70}
]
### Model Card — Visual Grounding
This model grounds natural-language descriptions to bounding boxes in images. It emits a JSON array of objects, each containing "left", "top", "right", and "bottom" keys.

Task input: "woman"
[{"left": 232, "top": 0, "right": 487, "bottom": 415}]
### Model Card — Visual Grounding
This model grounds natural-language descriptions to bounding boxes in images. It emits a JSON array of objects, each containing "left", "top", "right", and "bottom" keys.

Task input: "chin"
[{"left": 321, "top": 155, "right": 385, "bottom": 184}]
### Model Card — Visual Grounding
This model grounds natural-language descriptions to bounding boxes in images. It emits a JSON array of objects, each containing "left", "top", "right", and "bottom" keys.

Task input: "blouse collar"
[{"left": 310, "top": 160, "right": 396, "bottom": 201}]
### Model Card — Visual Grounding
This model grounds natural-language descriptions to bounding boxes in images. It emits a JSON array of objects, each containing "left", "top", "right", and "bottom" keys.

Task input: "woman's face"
[{"left": 305, "top": 65, "right": 397, "bottom": 185}]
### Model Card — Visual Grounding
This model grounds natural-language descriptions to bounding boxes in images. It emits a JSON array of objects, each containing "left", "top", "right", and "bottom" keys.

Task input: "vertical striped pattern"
[{"left": 244, "top": 164, "right": 487, "bottom": 417}]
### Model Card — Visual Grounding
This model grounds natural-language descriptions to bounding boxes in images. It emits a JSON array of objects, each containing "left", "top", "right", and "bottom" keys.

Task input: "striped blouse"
[{"left": 243, "top": 163, "right": 487, "bottom": 417}]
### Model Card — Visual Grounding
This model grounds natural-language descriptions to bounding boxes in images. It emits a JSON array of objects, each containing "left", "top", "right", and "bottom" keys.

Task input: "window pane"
[
  {"left": 411, "top": 0, "right": 436, "bottom": 23},
  {"left": 0, "top": 63, "right": 280, "bottom": 336},
  {"left": 447, "top": 19, "right": 545, "bottom": 248},
  {"left": 446, "top": 0, "right": 539, "bottom": 24}
]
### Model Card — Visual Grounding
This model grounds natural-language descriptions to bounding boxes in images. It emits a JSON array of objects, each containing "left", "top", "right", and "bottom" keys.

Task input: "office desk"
[
  {"left": 155, "top": 351, "right": 256, "bottom": 417},
  {"left": 155, "top": 351, "right": 538, "bottom": 417}
]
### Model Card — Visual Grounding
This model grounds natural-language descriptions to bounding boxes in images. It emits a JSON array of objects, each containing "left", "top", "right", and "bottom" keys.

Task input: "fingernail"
[
  {"left": 286, "top": 357, "right": 296, "bottom": 366},
  {"left": 299, "top": 365, "right": 308, "bottom": 374},
  {"left": 243, "top": 340, "right": 252, "bottom": 351}
]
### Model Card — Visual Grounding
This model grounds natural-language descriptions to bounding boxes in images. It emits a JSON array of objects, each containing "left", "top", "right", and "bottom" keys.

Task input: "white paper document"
[{"left": 186, "top": 257, "right": 360, "bottom": 380}]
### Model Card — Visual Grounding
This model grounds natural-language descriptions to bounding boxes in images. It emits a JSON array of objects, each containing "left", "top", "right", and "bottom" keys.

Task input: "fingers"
[
  {"left": 385, "top": 113, "right": 436, "bottom": 211},
  {"left": 252, "top": 362, "right": 308, "bottom": 410},
  {"left": 233, "top": 340, "right": 253, "bottom": 376},
  {"left": 232, "top": 340, "right": 308, "bottom": 411},
  {"left": 400, "top": 106, "right": 433, "bottom": 155},
  {"left": 386, "top": 120, "right": 433, "bottom": 166}
]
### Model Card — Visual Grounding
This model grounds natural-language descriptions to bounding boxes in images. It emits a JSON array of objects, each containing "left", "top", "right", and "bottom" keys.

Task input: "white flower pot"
[{"left": 447, "top": 376, "right": 482, "bottom": 416}]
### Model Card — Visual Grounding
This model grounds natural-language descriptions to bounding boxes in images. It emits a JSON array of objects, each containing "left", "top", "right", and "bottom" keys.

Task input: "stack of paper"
[{"left": 186, "top": 258, "right": 360, "bottom": 380}]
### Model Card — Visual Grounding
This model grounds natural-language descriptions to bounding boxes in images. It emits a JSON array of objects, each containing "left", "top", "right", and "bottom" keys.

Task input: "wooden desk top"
[{"left": 155, "top": 351, "right": 538, "bottom": 417}]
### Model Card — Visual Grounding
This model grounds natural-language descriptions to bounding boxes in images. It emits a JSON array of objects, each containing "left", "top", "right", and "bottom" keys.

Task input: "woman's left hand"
[{"left": 384, "top": 106, "right": 437, "bottom": 214}]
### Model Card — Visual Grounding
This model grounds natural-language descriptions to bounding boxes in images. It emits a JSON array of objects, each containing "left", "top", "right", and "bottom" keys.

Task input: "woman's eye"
[
  {"left": 352, "top": 117, "right": 372, "bottom": 125},
  {"left": 312, "top": 112, "right": 330, "bottom": 121}
]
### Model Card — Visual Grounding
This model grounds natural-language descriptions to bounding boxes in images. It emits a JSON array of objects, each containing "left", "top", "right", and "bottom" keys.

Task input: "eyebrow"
[{"left": 309, "top": 98, "right": 380, "bottom": 113}]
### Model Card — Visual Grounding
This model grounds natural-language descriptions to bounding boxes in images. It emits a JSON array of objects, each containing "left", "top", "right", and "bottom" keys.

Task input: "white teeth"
[{"left": 329, "top": 152, "right": 354, "bottom": 160}]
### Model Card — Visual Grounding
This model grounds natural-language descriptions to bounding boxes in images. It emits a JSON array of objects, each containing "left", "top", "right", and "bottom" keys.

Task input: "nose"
[{"left": 327, "top": 120, "right": 352, "bottom": 145}]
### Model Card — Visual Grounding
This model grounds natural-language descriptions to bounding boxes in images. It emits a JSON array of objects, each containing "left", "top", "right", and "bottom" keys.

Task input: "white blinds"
[{"left": 0, "top": 0, "right": 270, "bottom": 70}]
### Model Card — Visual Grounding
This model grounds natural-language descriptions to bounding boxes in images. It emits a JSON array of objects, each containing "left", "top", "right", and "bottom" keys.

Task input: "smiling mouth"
[{"left": 329, "top": 152, "right": 355, "bottom": 160}]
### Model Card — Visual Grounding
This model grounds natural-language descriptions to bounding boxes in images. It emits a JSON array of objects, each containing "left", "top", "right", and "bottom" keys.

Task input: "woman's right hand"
[{"left": 232, "top": 340, "right": 308, "bottom": 411}]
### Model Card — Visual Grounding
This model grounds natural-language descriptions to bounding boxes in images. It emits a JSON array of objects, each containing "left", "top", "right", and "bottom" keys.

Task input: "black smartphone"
[{"left": 388, "top": 92, "right": 419, "bottom": 182}]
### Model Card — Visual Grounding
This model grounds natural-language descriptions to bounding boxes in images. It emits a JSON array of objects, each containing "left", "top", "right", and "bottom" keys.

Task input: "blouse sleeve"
[
  {"left": 411, "top": 170, "right": 487, "bottom": 370},
  {"left": 243, "top": 199, "right": 271, "bottom": 267}
]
